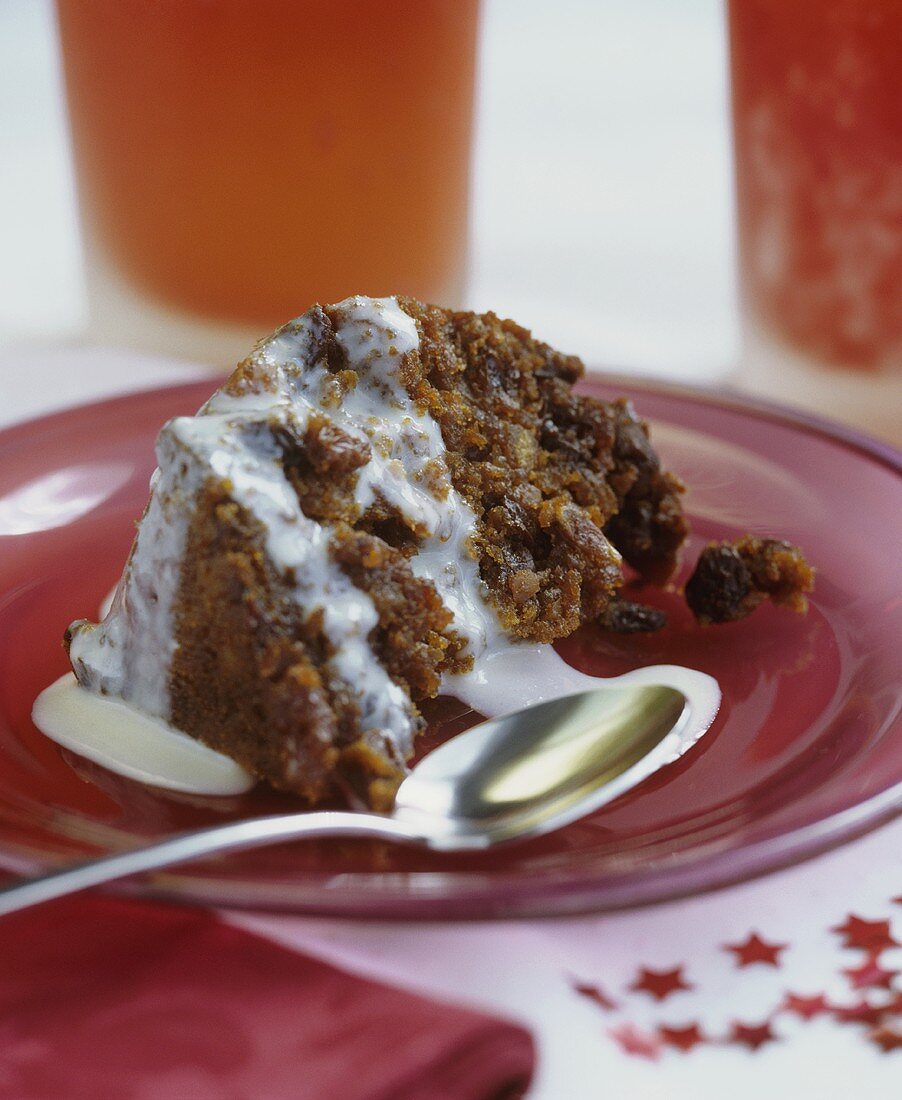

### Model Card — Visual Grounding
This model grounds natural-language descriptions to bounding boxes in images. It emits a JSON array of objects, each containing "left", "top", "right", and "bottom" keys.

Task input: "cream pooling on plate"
[{"left": 38, "top": 296, "right": 720, "bottom": 794}]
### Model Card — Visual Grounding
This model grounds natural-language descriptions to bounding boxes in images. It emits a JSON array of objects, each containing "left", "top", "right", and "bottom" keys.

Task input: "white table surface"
[{"left": 1, "top": 4, "right": 900, "bottom": 1098}]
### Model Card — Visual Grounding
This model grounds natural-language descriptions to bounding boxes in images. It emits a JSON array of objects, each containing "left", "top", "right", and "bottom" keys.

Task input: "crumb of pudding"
[
  {"left": 685, "top": 536, "right": 815, "bottom": 625},
  {"left": 597, "top": 598, "right": 669, "bottom": 634}
]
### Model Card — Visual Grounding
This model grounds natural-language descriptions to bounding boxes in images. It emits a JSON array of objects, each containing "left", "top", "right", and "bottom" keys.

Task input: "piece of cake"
[{"left": 63, "top": 296, "right": 810, "bottom": 807}]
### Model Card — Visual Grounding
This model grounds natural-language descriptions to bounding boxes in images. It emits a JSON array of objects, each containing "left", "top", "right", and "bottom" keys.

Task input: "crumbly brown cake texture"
[
  {"left": 65, "top": 296, "right": 813, "bottom": 808},
  {"left": 399, "top": 298, "right": 689, "bottom": 637}
]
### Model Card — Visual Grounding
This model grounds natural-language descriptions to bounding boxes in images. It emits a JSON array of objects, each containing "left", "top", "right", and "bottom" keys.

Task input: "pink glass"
[
  {"left": 731, "top": 0, "right": 900, "bottom": 369},
  {"left": 0, "top": 378, "right": 899, "bottom": 917}
]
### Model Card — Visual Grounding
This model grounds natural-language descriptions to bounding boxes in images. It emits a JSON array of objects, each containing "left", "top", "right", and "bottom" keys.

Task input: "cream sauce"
[
  {"left": 34, "top": 654, "right": 720, "bottom": 796},
  {"left": 33, "top": 674, "right": 255, "bottom": 795},
  {"left": 446, "top": 644, "right": 720, "bottom": 746}
]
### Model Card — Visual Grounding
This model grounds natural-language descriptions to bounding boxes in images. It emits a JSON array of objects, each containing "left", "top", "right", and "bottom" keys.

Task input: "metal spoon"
[{"left": 0, "top": 682, "right": 700, "bottom": 916}]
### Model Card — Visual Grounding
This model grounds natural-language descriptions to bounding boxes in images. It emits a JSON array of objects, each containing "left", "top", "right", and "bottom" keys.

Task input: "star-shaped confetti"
[
  {"left": 832, "top": 1000, "right": 887, "bottom": 1027},
  {"left": 870, "top": 1025, "right": 902, "bottom": 1053},
  {"left": 608, "top": 1024, "right": 661, "bottom": 1061},
  {"left": 571, "top": 979, "right": 618, "bottom": 1011},
  {"left": 729, "top": 1020, "right": 778, "bottom": 1051},
  {"left": 629, "top": 966, "right": 693, "bottom": 1001},
  {"left": 725, "top": 932, "right": 787, "bottom": 968},
  {"left": 831, "top": 915, "right": 898, "bottom": 953},
  {"left": 578, "top": 900, "right": 902, "bottom": 1064},
  {"left": 843, "top": 957, "right": 897, "bottom": 991},
  {"left": 782, "top": 993, "right": 830, "bottom": 1021},
  {"left": 658, "top": 1023, "right": 705, "bottom": 1052}
]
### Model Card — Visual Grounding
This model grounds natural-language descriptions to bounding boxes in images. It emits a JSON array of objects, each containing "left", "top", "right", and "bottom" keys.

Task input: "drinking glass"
[
  {"left": 55, "top": 0, "right": 480, "bottom": 364},
  {"left": 728, "top": 0, "right": 901, "bottom": 442}
]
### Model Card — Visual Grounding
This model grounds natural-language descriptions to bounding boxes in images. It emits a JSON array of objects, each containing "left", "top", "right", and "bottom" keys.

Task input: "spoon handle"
[{"left": 0, "top": 811, "right": 424, "bottom": 917}]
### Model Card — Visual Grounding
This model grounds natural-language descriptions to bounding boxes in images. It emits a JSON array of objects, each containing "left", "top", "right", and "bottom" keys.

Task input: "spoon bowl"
[
  {"left": 395, "top": 684, "right": 689, "bottom": 848},
  {"left": 0, "top": 679, "right": 710, "bottom": 916}
]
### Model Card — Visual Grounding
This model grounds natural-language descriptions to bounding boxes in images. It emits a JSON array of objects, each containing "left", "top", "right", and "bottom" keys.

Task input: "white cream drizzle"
[
  {"left": 252, "top": 296, "right": 499, "bottom": 658},
  {"left": 38, "top": 295, "right": 720, "bottom": 795}
]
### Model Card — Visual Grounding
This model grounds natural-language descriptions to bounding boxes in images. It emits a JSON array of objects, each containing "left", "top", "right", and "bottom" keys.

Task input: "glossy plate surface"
[{"left": 0, "top": 377, "right": 899, "bottom": 918}]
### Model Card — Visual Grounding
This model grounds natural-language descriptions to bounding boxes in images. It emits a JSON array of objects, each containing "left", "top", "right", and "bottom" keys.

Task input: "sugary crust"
[
  {"left": 397, "top": 299, "right": 686, "bottom": 640},
  {"left": 603, "top": 400, "right": 688, "bottom": 584}
]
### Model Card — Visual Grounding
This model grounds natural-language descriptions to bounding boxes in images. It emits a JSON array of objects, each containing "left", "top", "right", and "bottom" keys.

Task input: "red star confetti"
[
  {"left": 573, "top": 900, "right": 902, "bottom": 1064},
  {"left": 831, "top": 915, "right": 898, "bottom": 953},
  {"left": 658, "top": 1023, "right": 705, "bottom": 1052},
  {"left": 571, "top": 979, "right": 618, "bottom": 1011},
  {"left": 608, "top": 1024, "right": 661, "bottom": 1061},
  {"left": 832, "top": 1000, "right": 887, "bottom": 1027},
  {"left": 843, "top": 957, "right": 898, "bottom": 991},
  {"left": 782, "top": 993, "right": 830, "bottom": 1021},
  {"left": 725, "top": 932, "right": 787, "bottom": 968},
  {"left": 729, "top": 1020, "right": 778, "bottom": 1052},
  {"left": 870, "top": 1025, "right": 902, "bottom": 1054},
  {"left": 629, "top": 966, "right": 693, "bottom": 1001}
]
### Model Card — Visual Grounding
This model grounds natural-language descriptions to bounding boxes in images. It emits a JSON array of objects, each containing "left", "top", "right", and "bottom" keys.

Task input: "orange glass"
[
  {"left": 729, "top": 0, "right": 901, "bottom": 375},
  {"left": 55, "top": 0, "right": 479, "bottom": 338}
]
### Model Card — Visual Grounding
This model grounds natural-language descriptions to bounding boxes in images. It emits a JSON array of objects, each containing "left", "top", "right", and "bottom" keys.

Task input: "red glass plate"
[{"left": 0, "top": 377, "right": 899, "bottom": 918}]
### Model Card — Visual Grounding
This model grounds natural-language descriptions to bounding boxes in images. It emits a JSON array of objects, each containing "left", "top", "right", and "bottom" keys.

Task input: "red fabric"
[{"left": 0, "top": 895, "right": 534, "bottom": 1099}]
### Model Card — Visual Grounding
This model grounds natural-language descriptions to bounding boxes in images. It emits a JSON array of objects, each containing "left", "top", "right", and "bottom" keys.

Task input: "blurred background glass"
[
  {"left": 729, "top": 0, "right": 901, "bottom": 441},
  {"left": 54, "top": 0, "right": 478, "bottom": 362},
  {"left": 1, "top": 0, "right": 898, "bottom": 441}
]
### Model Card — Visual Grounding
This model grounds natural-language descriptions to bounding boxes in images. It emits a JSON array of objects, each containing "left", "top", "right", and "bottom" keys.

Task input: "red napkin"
[{"left": 0, "top": 894, "right": 535, "bottom": 1100}]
